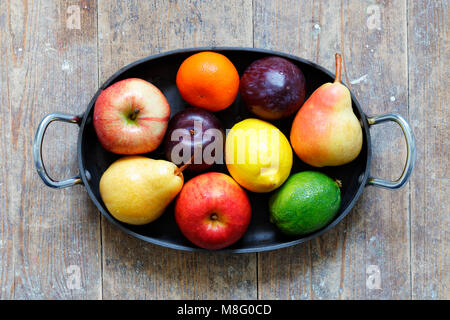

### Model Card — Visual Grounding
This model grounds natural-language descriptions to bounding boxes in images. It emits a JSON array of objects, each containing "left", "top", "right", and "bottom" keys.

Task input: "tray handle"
[
  {"left": 33, "top": 112, "right": 83, "bottom": 188},
  {"left": 367, "top": 113, "right": 416, "bottom": 189}
]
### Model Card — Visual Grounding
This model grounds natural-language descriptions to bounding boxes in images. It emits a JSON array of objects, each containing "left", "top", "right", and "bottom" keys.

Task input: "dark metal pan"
[{"left": 33, "top": 47, "right": 416, "bottom": 253}]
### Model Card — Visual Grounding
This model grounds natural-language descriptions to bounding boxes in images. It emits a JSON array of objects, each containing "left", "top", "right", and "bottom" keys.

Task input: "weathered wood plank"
[
  {"left": 0, "top": 0, "right": 14, "bottom": 299},
  {"left": 1, "top": 0, "right": 102, "bottom": 299},
  {"left": 98, "top": 0, "right": 256, "bottom": 299},
  {"left": 408, "top": 0, "right": 449, "bottom": 300},
  {"left": 254, "top": 0, "right": 411, "bottom": 299}
]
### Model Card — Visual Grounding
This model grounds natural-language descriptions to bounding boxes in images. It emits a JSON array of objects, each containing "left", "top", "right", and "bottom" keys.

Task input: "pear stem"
[
  {"left": 174, "top": 155, "right": 195, "bottom": 176},
  {"left": 334, "top": 53, "right": 342, "bottom": 83}
]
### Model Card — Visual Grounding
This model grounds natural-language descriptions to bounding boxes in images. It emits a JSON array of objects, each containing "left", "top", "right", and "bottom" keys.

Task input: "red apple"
[
  {"left": 175, "top": 172, "right": 251, "bottom": 250},
  {"left": 93, "top": 78, "right": 170, "bottom": 154}
]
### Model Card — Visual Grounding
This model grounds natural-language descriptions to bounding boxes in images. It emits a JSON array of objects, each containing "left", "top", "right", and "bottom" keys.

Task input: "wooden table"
[{"left": 0, "top": 0, "right": 448, "bottom": 300}]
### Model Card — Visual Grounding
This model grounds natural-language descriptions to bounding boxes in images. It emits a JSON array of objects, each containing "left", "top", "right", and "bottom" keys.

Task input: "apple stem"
[
  {"left": 334, "top": 53, "right": 342, "bottom": 83},
  {"left": 174, "top": 155, "right": 195, "bottom": 176},
  {"left": 129, "top": 108, "right": 140, "bottom": 121},
  {"left": 335, "top": 179, "right": 343, "bottom": 188}
]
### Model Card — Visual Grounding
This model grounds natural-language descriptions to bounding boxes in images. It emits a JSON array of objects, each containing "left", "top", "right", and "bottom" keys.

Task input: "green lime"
[{"left": 269, "top": 171, "right": 341, "bottom": 236}]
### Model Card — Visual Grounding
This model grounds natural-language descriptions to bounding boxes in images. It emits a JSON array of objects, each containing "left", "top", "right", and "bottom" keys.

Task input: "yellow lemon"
[{"left": 225, "top": 118, "right": 293, "bottom": 193}]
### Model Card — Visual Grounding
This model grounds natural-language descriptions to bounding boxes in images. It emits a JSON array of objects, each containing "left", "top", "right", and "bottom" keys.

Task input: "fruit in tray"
[
  {"left": 175, "top": 172, "right": 251, "bottom": 250},
  {"left": 163, "top": 107, "right": 224, "bottom": 171},
  {"left": 93, "top": 78, "right": 170, "bottom": 155},
  {"left": 225, "top": 118, "right": 293, "bottom": 193},
  {"left": 99, "top": 156, "right": 184, "bottom": 225},
  {"left": 176, "top": 51, "right": 239, "bottom": 112},
  {"left": 290, "top": 54, "right": 362, "bottom": 167},
  {"left": 240, "top": 56, "right": 306, "bottom": 120},
  {"left": 269, "top": 171, "right": 341, "bottom": 235},
  {"left": 92, "top": 51, "right": 359, "bottom": 249}
]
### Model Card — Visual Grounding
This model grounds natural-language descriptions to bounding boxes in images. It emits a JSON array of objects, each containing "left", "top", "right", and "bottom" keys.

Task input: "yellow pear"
[
  {"left": 290, "top": 53, "right": 363, "bottom": 167},
  {"left": 99, "top": 156, "right": 184, "bottom": 225}
]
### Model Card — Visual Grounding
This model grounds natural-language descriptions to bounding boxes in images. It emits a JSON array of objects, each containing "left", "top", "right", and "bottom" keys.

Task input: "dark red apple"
[
  {"left": 163, "top": 108, "right": 224, "bottom": 171},
  {"left": 175, "top": 172, "right": 251, "bottom": 250},
  {"left": 240, "top": 56, "right": 306, "bottom": 120},
  {"left": 93, "top": 78, "right": 170, "bottom": 154}
]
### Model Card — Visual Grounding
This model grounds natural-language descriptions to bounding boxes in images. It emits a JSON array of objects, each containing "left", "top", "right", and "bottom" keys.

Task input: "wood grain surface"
[
  {"left": 408, "top": 0, "right": 449, "bottom": 300},
  {"left": 0, "top": 0, "right": 101, "bottom": 299},
  {"left": 0, "top": 0, "right": 447, "bottom": 300}
]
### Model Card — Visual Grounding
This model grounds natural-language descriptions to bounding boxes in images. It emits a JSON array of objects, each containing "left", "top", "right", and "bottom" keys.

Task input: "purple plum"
[
  {"left": 163, "top": 108, "right": 224, "bottom": 171},
  {"left": 240, "top": 56, "right": 306, "bottom": 120}
]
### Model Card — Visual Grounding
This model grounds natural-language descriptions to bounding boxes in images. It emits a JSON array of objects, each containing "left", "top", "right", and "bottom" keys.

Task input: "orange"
[{"left": 176, "top": 51, "right": 239, "bottom": 111}]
